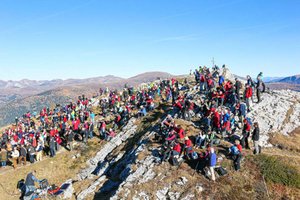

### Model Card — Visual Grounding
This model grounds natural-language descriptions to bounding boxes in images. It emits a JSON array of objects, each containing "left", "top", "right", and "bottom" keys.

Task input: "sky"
[{"left": 0, "top": 0, "right": 300, "bottom": 81}]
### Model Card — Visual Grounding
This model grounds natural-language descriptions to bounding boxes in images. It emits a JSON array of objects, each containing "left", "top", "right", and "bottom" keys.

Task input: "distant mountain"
[
  {"left": 264, "top": 77, "right": 285, "bottom": 83},
  {"left": 0, "top": 75, "right": 125, "bottom": 106},
  {"left": 275, "top": 75, "right": 300, "bottom": 84},
  {"left": 0, "top": 72, "right": 172, "bottom": 127},
  {"left": 266, "top": 74, "right": 300, "bottom": 92}
]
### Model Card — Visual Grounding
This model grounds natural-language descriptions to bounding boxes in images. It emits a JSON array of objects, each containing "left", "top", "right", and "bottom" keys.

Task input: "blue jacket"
[
  {"left": 219, "top": 76, "right": 225, "bottom": 86},
  {"left": 223, "top": 113, "right": 230, "bottom": 123},
  {"left": 209, "top": 152, "right": 217, "bottom": 167}
]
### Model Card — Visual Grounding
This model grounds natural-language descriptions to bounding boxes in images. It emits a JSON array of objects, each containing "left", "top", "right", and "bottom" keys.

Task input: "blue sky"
[{"left": 0, "top": 0, "right": 299, "bottom": 80}]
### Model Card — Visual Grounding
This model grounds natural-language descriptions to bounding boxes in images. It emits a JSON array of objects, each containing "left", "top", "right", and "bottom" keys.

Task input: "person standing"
[
  {"left": 235, "top": 78, "right": 242, "bottom": 100},
  {"left": 27, "top": 144, "right": 36, "bottom": 163},
  {"left": 208, "top": 147, "right": 217, "bottom": 182},
  {"left": 245, "top": 84, "right": 253, "bottom": 112},
  {"left": 11, "top": 146, "right": 19, "bottom": 169},
  {"left": 241, "top": 119, "right": 251, "bottom": 149},
  {"left": 252, "top": 122, "right": 260, "bottom": 154},
  {"left": 49, "top": 137, "right": 56, "bottom": 157},
  {"left": 19, "top": 144, "right": 27, "bottom": 165},
  {"left": 67, "top": 129, "right": 74, "bottom": 151},
  {"left": 36, "top": 142, "right": 43, "bottom": 162}
]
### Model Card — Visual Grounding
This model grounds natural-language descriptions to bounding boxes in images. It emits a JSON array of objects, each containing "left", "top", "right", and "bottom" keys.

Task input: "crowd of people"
[
  {"left": 156, "top": 65, "right": 264, "bottom": 181},
  {"left": 0, "top": 65, "right": 264, "bottom": 183},
  {"left": 0, "top": 76, "right": 163, "bottom": 169}
]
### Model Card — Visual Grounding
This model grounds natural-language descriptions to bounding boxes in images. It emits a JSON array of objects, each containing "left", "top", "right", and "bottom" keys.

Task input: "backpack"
[
  {"left": 246, "top": 117, "right": 253, "bottom": 126},
  {"left": 215, "top": 166, "right": 228, "bottom": 176},
  {"left": 190, "top": 151, "right": 199, "bottom": 160},
  {"left": 230, "top": 145, "right": 240, "bottom": 155},
  {"left": 17, "top": 179, "right": 26, "bottom": 193}
]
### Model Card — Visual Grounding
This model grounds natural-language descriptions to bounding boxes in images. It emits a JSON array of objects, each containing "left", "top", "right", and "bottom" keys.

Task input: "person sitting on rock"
[
  {"left": 105, "top": 128, "right": 116, "bottom": 141},
  {"left": 138, "top": 106, "right": 147, "bottom": 118},
  {"left": 184, "top": 136, "right": 193, "bottom": 159},
  {"left": 171, "top": 141, "right": 181, "bottom": 165},
  {"left": 195, "top": 131, "right": 206, "bottom": 149}
]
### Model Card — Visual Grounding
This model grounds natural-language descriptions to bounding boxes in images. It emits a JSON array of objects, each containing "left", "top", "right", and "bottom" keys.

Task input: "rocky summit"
[{"left": 0, "top": 68, "right": 300, "bottom": 200}]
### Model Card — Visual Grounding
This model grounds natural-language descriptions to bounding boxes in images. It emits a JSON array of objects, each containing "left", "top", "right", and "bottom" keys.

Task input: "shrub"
[{"left": 255, "top": 154, "right": 300, "bottom": 188}]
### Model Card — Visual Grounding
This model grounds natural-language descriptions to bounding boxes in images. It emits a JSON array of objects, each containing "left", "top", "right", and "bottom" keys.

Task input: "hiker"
[
  {"left": 27, "top": 144, "right": 36, "bottom": 163},
  {"left": 171, "top": 141, "right": 181, "bottom": 165},
  {"left": 252, "top": 122, "right": 260, "bottom": 154},
  {"left": 241, "top": 119, "right": 251, "bottom": 149},
  {"left": 19, "top": 144, "right": 27, "bottom": 165},
  {"left": 49, "top": 137, "right": 56, "bottom": 157},
  {"left": 208, "top": 147, "right": 217, "bottom": 181},
  {"left": 245, "top": 84, "right": 253, "bottom": 112},
  {"left": 246, "top": 75, "right": 255, "bottom": 102},
  {"left": 138, "top": 106, "right": 147, "bottom": 118},
  {"left": 25, "top": 170, "right": 41, "bottom": 193},
  {"left": 99, "top": 121, "right": 106, "bottom": 139},
  {"left": 66, "top": 128, "right": 74, "bottom": 151},
  {"left": 195, "top": 131, "right": 206, "bottom": 149},
  {"left": 184, "top": 136, "right": 193, "bottom": 159},
  {"left": 89, "top": 122, "right": 94, "bottom": 139},
  {"left": 36, "top": 141, "right": 43, "bottom": 162},
  {"left": 105, "top": 128, "right": 116, "bottom": 141},
  {"left": 235, "top": 78, "right": 242, "bottom": 100},
  {"left": 256, "top": 72, "right": 264, "bottom": 103},
  {"left": 0, "top": 148, "right": 8, "bottom": 167},
  {"left": 11, "top": 146, "right": 19, "bottom": 169},
  {"left": 229, "top": 140, "right": 242, "bottom": 171}
]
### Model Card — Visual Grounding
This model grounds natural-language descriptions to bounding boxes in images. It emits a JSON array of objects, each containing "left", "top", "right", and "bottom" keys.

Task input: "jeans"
[
  {"left": 89, "top": 131, "right": 93, "bottom": 139},
  {"left": 1, "top": 161, "right": 6, "bottom": 166},
  {"left": 50, "top": 148, "right": 56, "bottom": 157},
  {"left": 195, "top": 138, "right": 204, "bottom": 147}
]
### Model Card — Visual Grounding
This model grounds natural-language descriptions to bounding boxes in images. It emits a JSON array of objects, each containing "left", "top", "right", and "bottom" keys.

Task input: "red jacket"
[
  {"left": 213, "top": 112, "right": 221, "bottom": 128},
  {"left": 222, "top": 120, "right": 231, "bottom": 131},
  {"left": 237, "top": 144, "right": 242, "bottom": 152},
  {"left": 245, "top": 87, "right": 253, "bottom": 98},
  {"left": 185, "top": 139, "right": 192, "bottom": 147},
  {"left": 173, "top": 143, "right": 181, "bottom": 153},
  {"left": 244, "top": 122, "right": 251, "bottom": 132}
]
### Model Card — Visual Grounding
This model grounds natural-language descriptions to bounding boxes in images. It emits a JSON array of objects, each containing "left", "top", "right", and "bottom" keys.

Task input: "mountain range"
[{"left": 266, "top": 74, "right": 300, "bottom": 92}]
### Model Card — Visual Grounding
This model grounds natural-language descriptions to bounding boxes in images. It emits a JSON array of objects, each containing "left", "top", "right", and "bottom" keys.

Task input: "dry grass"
[
  {"left": 0, "top": 138, "right": 103, "bottom": 200},
  {"left": 269, "top": 128, "right": 300, "bottom": 153}
]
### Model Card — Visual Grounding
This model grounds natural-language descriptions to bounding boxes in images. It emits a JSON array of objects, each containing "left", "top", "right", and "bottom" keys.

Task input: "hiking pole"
[{"left": 193, "top": 160, "right": 200, "bottom": 176}]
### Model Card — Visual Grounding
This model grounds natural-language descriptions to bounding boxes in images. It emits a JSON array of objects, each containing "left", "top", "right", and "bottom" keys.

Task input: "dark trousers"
[
  {"left": 233, "top": 154, "right": 242, "bottom": 171},
  {"left": 256, "top": 89, "right": 261, "bottom": 103},
  {"left": 29, "top": 154, "right": 35, "bottom": 163}
]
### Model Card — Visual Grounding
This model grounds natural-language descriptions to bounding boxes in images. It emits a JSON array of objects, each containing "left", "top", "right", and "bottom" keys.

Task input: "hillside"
[{"left": 0, "top": 72, "right": 171, "bottom": 127}]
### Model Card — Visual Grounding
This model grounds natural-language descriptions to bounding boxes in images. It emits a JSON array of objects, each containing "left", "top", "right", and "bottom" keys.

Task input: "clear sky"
[{"left": 0, "top": 0, "right": 299, "bottom": 81}]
